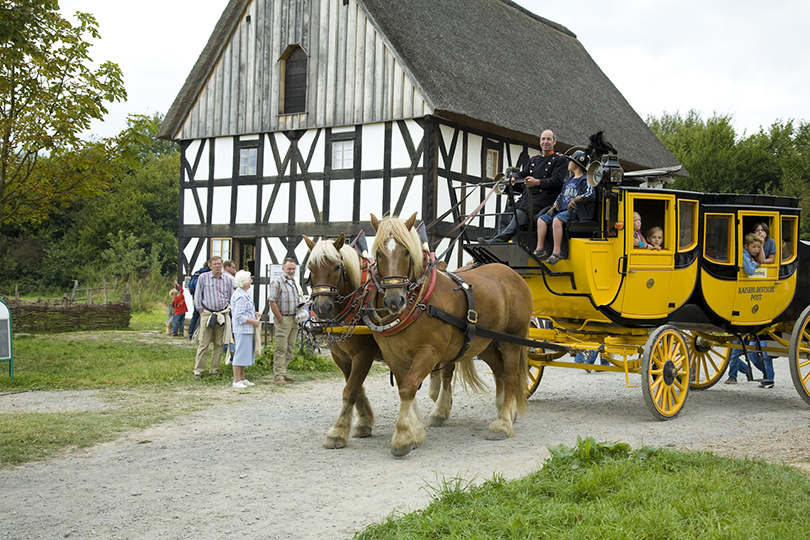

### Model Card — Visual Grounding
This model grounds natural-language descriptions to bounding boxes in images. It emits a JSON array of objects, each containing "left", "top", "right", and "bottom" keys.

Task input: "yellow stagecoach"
[{"left": 466, "top": 155, "right": 808, "bottom": 420}]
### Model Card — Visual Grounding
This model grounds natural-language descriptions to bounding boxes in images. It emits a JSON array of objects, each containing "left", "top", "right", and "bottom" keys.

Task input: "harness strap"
[
  {"left": 443, "top": 272, "right": 477, "bottom": 363},
  {"left": 426, "top": 305, "right": 570, "bottom": 353}
]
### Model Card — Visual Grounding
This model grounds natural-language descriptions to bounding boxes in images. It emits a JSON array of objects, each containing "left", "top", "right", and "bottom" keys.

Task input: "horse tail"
[
  {"left": 516, "top": 341, "right": 529, "bottom": 415},
  {"left": 454, "top": 357, "right": 488, "bottom": 394}
]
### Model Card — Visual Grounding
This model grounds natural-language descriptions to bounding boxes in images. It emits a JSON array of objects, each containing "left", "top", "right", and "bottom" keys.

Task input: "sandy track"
[{"left": 2, "top": 356, "right": 810, "bottom": 539}]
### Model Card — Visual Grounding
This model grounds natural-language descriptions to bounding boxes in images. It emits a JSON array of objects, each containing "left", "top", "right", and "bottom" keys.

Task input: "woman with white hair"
[{"left": 230, "top": 270, "right": 262, "bottom": 388}]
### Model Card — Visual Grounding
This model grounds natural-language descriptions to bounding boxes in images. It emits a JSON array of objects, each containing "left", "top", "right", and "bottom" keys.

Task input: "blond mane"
[
  {"left": 307, "top": 239, "right": 362, "bottom": 288},
  {"left": 371, "top": 216, "right": 424, "bottom": 278}
]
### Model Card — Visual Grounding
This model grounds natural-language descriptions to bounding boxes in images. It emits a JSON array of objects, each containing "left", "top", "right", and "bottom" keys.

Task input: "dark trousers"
[{"left": 187, "top": 309, "right": 200, "bottom": 340}]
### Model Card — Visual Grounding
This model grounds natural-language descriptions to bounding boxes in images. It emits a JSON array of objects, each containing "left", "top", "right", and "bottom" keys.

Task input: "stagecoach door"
[
  {"left": 611, "top": 193, "right": 679, "bottom": 320},
  {"left": 731, "top": 211, "right": 781, "bottom": 325}
]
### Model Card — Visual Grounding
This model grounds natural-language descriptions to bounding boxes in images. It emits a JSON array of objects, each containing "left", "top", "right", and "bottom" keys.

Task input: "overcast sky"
[{"left": 60, "top": 0, "right": 810, "bottom": 140}]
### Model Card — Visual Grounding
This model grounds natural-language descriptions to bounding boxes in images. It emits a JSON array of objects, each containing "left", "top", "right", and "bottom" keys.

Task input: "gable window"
[
  {"left": 239, "top": 147, "right": 257, "bottom": 176},
  {"left": 332, "top": 140, "right": 354, "bottom": 170},
  {"left": 280, "top": 46, "right": 307, "bottom": 114}
]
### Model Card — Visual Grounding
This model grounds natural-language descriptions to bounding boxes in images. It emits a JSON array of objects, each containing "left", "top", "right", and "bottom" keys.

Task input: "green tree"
[
  {"left": 74, "top": 115, "right": 180, "bottom": 276},
  {"left": 648, "top": 111, "right": 810, "bottom": 238},
  {"left": 0, "top": 1, "right": 126, "bottom": 229}
]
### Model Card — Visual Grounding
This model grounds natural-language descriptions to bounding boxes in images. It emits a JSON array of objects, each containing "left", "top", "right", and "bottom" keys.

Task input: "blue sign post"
[{"left": 0, "top": 298, "right": 12, "bottom": 378}]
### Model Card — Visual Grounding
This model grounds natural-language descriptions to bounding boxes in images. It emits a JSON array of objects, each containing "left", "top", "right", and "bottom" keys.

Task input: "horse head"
[
  {"left": 370, "top": 212, "right": 423, "bottom": 314},
  {"left": 304, "top": 233, "right": 363, "bottom": 321}
]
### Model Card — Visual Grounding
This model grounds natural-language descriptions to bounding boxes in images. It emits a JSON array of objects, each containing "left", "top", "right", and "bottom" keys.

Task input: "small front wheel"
[
  {"left": 641, "top": 325, "right": 691, "bottom": 420},
  {"left": 682, "top": 330, "right": 730, "bottom": 390}
]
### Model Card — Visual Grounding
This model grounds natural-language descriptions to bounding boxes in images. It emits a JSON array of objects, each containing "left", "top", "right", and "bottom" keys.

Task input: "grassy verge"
[
  {"left": 357, "top": 437, "right": 810, "bottom": 539},
  {"left": 0, "top": 306, "right": 341, "bottom": 468}
]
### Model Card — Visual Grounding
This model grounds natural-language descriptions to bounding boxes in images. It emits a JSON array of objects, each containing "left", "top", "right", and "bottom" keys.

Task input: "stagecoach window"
[
  {"left": 678, "top": 200, "right": 698, "bottom": 251},
  {"left": 704, "top": 214, "right": 732, "bottom": 263},
  {"left": 332, "top": 140, "right": 354, "bottom": 170},
  {"left": 239, "top": 148, "right": 257, "bottom": 176},
  {"left": 782, "top": 215, "right": 798, "bottom": 262}
]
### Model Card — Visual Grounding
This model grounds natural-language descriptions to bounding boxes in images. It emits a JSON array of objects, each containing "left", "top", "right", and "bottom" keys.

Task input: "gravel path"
[{"left": 2, "top": 356, "right": 810, "bottom": 539}]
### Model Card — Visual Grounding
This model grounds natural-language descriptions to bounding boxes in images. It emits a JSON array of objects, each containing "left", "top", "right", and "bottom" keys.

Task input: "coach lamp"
[{"left": 586, "top": 153, "right": 624, "bottom": 187}]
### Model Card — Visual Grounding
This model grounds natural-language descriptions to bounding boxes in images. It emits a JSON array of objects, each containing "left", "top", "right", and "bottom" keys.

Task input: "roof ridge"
[{"left": 498, "top": 0, "right": 576, "bottom": 38}]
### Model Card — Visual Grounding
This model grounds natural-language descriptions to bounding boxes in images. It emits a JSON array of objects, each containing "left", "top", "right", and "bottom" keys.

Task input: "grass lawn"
[
  {"left": 0, "top": 306, "right": 341, "bottom": 467},
  {"left": 357, "top": 437, "right": 810, "bottom": 539}
]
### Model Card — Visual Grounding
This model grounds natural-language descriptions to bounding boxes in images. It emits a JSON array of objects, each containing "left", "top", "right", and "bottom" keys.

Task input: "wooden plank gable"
[{"left": 175, "top": 0, "right": 430, "bottom": 140}]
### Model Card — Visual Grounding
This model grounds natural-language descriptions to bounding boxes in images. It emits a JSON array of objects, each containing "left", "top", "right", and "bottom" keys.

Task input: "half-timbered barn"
[{"left": 158, "top": 0, "right": 680, "bottom": 309}]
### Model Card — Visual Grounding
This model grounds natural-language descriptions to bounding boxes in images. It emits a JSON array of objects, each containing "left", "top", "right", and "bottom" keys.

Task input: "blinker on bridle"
[{"left": 309, "top": 258, "right": 349, "bottom": 298}]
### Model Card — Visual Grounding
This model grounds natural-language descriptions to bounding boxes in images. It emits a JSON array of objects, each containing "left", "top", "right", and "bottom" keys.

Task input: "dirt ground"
[{"left": 2, "top": 356, "right": 810, "bottom": 539}]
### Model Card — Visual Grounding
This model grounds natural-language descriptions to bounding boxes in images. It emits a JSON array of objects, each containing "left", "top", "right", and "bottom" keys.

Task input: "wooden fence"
[
  {"left": 3, "top": 278, "right": 133, "bottom": 333},
  {"left": 5, "top": 301, "right": 131, "bottom": 333}
]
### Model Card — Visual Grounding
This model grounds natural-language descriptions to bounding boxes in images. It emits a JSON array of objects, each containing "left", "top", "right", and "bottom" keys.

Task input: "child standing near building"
[{"left": 170, "top": 282, "right": 188, "bottom": 337}]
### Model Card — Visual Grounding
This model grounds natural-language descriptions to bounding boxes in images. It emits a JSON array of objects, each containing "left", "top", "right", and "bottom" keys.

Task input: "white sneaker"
[
  {"left": 233, "top": 380, "right": 248, "bottom": 388},
  {"left": 242, "top": 380, "right": 255, "bottom": 386}
]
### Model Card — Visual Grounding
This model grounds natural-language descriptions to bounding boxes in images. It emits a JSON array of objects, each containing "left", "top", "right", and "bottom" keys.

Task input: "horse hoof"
[
  {"left": 485, "top": 430, "right": 507, "bottom": 441},
  {"left": 391, "top": 443, "right": 416, "bottom": 457},
  {"left": 352, "top": 427, "right": 372, "bottom": 438},
  {"left": 323, "top": 437, "right": 347, "bottom": 449},
  {"left": 427, "top": 417, "right": 446, "bottom": 427}
]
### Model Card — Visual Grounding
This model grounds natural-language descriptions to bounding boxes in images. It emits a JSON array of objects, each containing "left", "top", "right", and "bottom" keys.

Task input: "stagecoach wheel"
[
  {"left": 682, "top": 330, "right": 731, "bottom": 390},
  {"left": 788, "top": 305, "right": 810, "bottom": 407},
  {"left": 525, "top": 318, "right": 546, "bottom": 397},
  {"left": 641, "top": 325, "right": 691, "bottom": 421},
  {"left": 526, "top": 363, "right": 544, "bottom": 397}
]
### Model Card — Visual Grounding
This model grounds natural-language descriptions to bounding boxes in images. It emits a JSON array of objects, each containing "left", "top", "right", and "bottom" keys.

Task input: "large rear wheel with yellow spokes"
[
  {"left": 789, "top": 305, "right": 810, "bottom": 407},
  {"left": 642, "top": 325, "right": 691, "bottom": 420},
  {"left": 526, "top": 362, "right": 544, "bottom": 397},
  {"left": 682, "top": 330, "right": 730, "bottom": 390}
]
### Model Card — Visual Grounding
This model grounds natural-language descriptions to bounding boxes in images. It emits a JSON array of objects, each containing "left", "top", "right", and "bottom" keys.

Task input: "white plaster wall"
[
  {"left": 183, "top": 189, "right": 203, "bottom": 226},
  {"left": 296, "top": 179, "right": 323, "bottom": 222},
  {"left": 214, "top": 137, "right": 233, "bottom": 180},
  {"left": 508, "top": 143, "right": 526, "bottom": 168},
  {"left": 299, "top": 130, "right": 324, "bottom": 174},
  {"left": 329, "top": 179, "right": 354, "bottom": 222},
  {"left": 266, "top": 133, "right": 291, "bottom": 177},
  {"left": 264, "top": 182, "right": 290, "bottom": 224},
  {"left": 236, "top": 185, "right": 257, "bottom": 224},
  {"left": 184, "top": 140, "right": 206, "bottom": 181},
  {"left": 466, "top": 134, "right": 482, "bottom": 178},
  {"left": 361, "top": 124, "right": 385, "bottom": 171},
  {"left": 438, "top": 125, "right": 462, "bottom": 172},
  {"left": 391, "top": 175, "right": 421, "bottom": 218},
  {"left": 390, "top": 120, "right": 422, "bottom": 169},
  {"left": 211, "top": 186, "right": 231, "bottom": 225},
  {"left": 359, "top": 177, "right": 383, "bottom": 220}
]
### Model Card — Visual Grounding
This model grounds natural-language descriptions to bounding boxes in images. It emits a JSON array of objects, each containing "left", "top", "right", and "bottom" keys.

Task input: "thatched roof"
[{"left": 159, "top": 0, "right": 679, "bottom": 171}]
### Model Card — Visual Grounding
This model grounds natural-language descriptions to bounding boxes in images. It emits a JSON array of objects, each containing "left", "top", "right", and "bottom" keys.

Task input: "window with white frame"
[
  {"left": 239, "top": 148, "right": 257, "bottom": 176},
  {"left": 332, "top": 140, "right": 354, "bottom": 170},
  {"left": 211, "top": 238, "right": 232, "bottom": 260},
  {"left": 486, "top": 149, "right": 499, "bottom": 179}
]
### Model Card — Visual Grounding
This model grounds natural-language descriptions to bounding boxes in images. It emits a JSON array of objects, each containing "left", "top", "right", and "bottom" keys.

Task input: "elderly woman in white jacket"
[{"left": 230, "top": 270, "right": 262, "bottom": 388}]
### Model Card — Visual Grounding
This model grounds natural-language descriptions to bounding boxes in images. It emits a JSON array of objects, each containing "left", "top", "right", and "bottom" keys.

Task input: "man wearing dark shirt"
[{"left": 480, "top": 129, "right": 567, "bottom": 244}]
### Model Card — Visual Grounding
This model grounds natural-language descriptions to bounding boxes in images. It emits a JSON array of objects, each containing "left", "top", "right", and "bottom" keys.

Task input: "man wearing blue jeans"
[{"left": 725, "top": 339, "right": 775, "bottom": 388}]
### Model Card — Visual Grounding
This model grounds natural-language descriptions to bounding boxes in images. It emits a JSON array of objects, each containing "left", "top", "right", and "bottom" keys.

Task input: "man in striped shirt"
[
  {"left": 268, "top": 258, "right": 301, "bottom": 385},
  {"left": 192, "top": 256, "right": 235, "bottom": 379}
]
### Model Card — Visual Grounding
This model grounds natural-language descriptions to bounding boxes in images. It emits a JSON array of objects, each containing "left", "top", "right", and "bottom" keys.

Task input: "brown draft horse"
[
  {"left": 369, "top": 213, "right": 533, "bottom": 456},
  {"left": 304, "top": 234, "right": 383, "bottom": 449}
]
